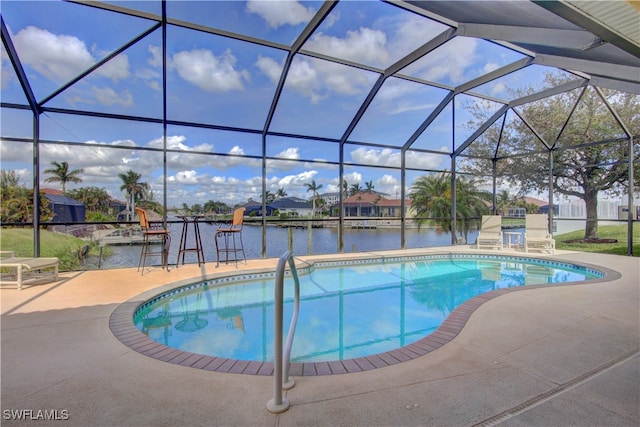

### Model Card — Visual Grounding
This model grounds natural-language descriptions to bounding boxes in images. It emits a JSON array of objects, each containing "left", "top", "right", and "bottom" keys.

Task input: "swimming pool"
[{"left": 131, "top": 254, "right": 604, "bottom": 369}]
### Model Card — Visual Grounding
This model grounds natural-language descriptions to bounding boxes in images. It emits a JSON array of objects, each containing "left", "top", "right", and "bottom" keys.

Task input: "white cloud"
[
  {"left": 148, "top": 45, "right": 163, "bottom": 68},
  {"left": 12, "top": 26, "right": 129, "bottom": 82},
  {"left": 13, "top": 26, "right": 94, "bottom": 82},
  {"left": 283, "top": 58, "right": 322, "bottom": 103},
  {"left": 167, "top": 170, "right": 200, "bottom": 185},
  {"left": 343, "top": 171, "right": 363, "bottom": 185},
  {"left": 387, "top": 13, "right": 445, "bottom": 57},
  {"left": 148, "top": 135, "right": 214, "bottom": 153},
  {"left": 246, "top": 0, "right": 315, "bottom": 28},
  {"left": 275, "top": 147, "right": 300, "bottom": 160},
  {"left": 483, "top": 61, "right": 500, "bottom": 74},
  {"left": 387, "top": 99, "right": 436, "bottom": 115},
  {"left": 350, "top": 147, "right": 401, "bottom": 167},
  {"left": 255, "top": 55, "right": 283, "bottom": 81},
  {"left": 258, "top": 32, "right": 380, "bottom": 103},
  {"left": 490, "top": 81, "right": 507, "bottom": 97},
  {"left": 306, "top": 27, "right": 389, "bottom": 67},
  {"left": 1, "top": 55, "right": 15, "bottom": 89},
  {"left": 228, "top": 146, "right": 245, "bottom": 156},
  {"left": 171, "top": 49, "right": 249, "bottom": 92},
  {"left": 92, "top": 86, "right": 133, "bottom": 107},
  {"left": 410, "top": 37, "right": 478, "bottom": 84},
  {"left": 348, "top": 146, "right": 447, "bottom": 171},
  {"left": 377, "top": 174, "right": 398, "bottom": 187},
  {"left": 405, "top": 149, "right": 448, "bottom": 170},
  {"left": 375, "top": 80, "right": 438, "bottom": 115},
  {"left": 277, "top": 170, "right": 317, "bottom": 188},
  {"left": 36, "top": 141, "right": 152, "bottom": 195},
  {"left": 260, "top": 55, "right": 373, "bottom": 103},
  {"left": 319, "top": 60, "right": 371, "bottom": 95},
  {"left": 96, "top": 54, "right": 130, "bottom": 81}
]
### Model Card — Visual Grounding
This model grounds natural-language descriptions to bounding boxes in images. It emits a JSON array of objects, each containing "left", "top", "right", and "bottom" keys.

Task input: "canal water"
[
  {"left": 96, "top": 223, "right": 459, "bottom": 269},
  {"left": 93, "top": 218, "right": 588, "bottom": 270}
]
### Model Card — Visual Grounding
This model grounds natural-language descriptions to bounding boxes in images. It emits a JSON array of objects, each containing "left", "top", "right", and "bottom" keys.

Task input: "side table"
[{"left": 504, "top": 231, "right": 523, "bottom": 249}]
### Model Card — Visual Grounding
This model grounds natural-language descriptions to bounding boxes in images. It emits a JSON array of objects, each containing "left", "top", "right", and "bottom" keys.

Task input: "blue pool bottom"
[{"left": 111, "top": 253, "right": 609, "bottom": 376}]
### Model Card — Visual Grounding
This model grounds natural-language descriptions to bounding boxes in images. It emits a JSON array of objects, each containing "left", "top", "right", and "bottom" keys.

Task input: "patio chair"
[
  {"left": 524, "top": 214, "right": 556, "bottom": 254},
  {"left": 135, "top": 207, "right": 171, "bottom": 274},
  {"left": 476, "top": 215, "right": 503, "bottom": 250},
  {"left": 0, "top": 251, "right": 59, "bottom": 290},
  {"left": 215, "top": 207, "right": 246, "bottom": 267}
]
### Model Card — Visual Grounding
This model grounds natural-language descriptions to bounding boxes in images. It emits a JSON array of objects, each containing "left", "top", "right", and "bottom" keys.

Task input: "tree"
[
  {"left": 43, "top": 161, "right": 83, "bottom": 193},
  {"left": 495, "top": 189, "right": 512, "bottom": 215},
  {"left": 365, "top": 180, "right": 375, "bottom": 193},
  {"left": 66, "top": 187, "right": 111, "bottom": 216},
  {"left": 203, "top": 200, "right": 229, "bottom": 215},
  {"left": 1, "top": 170, "right": 52, "bottom": 223},
  {"left": 0, "top": 183, "right": 52, "bottom": 224},
  {"left": 348, "top": 182, "right": 363, "bottom": 196},
  {"left": 263, "top": 190, "right": 275, "bottom": 203},
  {"left": 1, "top": 170, "right": 20, "bottom": 188},
  {"left": 118, "top": 170, "right": 148, "bottom": 221},
  {"left": 409, "top": 172, "right": 491, "bottom": 242},
  {"left": 454, "top": 176, "right": 493, "bottom": 239},
  {"left": 275, "top": 188, "right": 287, "bottom": 199},
  {"left": 304, "top": 179, "right": 323, "bottom": 217},
  {"left": 462, "top": 72, "right": 639, "bottom": 240},
  {"left": 342, "top": 179, "right": 349, "bottom": 198}
]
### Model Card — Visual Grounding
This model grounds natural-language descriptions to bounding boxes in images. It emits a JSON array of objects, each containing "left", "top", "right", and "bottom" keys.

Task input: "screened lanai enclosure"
[{"left": 1, "top": 0, "right": 638, "bottom": 268}]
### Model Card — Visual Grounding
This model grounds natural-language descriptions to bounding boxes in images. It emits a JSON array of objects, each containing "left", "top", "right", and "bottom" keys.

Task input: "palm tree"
[
  {"left": 263, "top": 190, "right": 276, "bottom": 203},
  {"left": 365, "top": 180, "right": 375, "bottom": 193},
  {"left": 496, "top": 189, "right": 512, "bottom": 215},
  {"left": 410, "top": 173, "right": 450, "bottom": 229},
  {"left": 304, "top": 179, "right": 323, "bottom": 217},
  {"left": 409, "top": 172, "right": 491, "bottom": 241},
  {"left": 349, "top": 182, "right": 363, "bottom": 196},
  {"left": 118, "top": 170, "right": 148, "bottom": 221},
  {"left": 43, "top": 161, "right": 83, "bottom": 193},
  {"left": 455, "top": 176, "right": 492, "bottom": 240},
  {"left": 276, "top": 187, "right": 287, "bottom": 200}
]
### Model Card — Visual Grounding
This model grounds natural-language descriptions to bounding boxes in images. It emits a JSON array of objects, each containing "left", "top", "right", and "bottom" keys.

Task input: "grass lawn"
[
  {"left": 555, "top": 224, "right": 640, "bottom": 256},
  {"left": 0, "top": 228, "right": 96, "bottom": 270}
]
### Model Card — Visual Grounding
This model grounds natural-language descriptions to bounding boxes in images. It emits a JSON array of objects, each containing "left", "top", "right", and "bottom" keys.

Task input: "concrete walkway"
[{"left": 1, "top": 248, "right": 638, "bottom": 426}]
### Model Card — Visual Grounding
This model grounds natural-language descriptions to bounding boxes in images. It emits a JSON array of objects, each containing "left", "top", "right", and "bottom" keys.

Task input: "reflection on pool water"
[{"left": 134, "top": 255, "right": 603, "bottom": 363}]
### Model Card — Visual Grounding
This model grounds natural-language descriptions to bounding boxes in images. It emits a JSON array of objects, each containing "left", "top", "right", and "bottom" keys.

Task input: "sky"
[{"left": 0, "top": 0, "right": 582, "bottom": 208}]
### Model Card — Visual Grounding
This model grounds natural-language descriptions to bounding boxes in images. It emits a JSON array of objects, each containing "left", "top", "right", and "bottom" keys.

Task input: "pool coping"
[{"left": 109, "top": 251, "right": 621, "bottom": 376}]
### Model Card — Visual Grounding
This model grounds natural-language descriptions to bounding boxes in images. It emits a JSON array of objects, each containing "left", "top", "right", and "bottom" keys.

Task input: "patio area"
[{"left": 1, "top": 247, "right": 638, "bottom": 426}]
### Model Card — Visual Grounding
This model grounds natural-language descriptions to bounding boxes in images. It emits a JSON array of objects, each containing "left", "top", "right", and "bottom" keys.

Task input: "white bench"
[{"left": 0, "top": 251, "right": 59, "bottom": 290}]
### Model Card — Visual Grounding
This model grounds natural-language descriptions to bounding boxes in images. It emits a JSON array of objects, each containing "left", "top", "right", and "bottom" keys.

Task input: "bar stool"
[
  {"left": 135, "top": 207, "right": 171, "bottom": 274},
  {"left": 176, "top": 214, "right": 205, "bottom": 267},
  {"left": 215, "top": 207, "right": 246, "bottom": 267}
]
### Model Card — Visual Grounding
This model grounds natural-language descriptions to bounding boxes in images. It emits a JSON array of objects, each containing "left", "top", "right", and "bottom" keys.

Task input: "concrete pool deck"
[{"left": 1, "top": 247, "right": 638, "bottom": 426}]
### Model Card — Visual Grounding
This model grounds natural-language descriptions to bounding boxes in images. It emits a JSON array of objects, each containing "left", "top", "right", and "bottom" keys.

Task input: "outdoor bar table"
[{"left": 176, "top": 215, "right": 205, "bottom": 267}]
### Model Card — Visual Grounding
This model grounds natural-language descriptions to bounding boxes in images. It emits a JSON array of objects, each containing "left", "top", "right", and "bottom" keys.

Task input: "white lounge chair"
[
  {"left": 476, "top": 215, "right": 503, "bottom": 250},
  {"left": 524, "top": 214, "right": 556, "bottom": 254},
  {"left": 0, "top": 251, "right": 59, "bottom": 290}
]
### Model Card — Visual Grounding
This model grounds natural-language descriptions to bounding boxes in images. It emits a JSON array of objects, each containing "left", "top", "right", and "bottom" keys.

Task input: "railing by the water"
[{"left": 267, "top": 250, "right": 301, "bottom": 414}]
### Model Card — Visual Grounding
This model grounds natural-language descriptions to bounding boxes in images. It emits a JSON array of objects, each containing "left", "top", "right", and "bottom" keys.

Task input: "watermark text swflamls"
[{"left": 3, "top": 409, "right": 70, "bottom": 421}]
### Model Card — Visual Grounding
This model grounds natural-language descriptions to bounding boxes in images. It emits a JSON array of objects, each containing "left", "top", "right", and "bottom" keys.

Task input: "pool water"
[{"left": 134, "top": 255, "right": 602, "bottom": 363}]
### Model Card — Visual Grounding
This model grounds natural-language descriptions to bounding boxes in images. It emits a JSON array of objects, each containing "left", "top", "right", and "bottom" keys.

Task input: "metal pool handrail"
[{"left": 267, "top": 250, "right": 300, "bottom": 414}]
